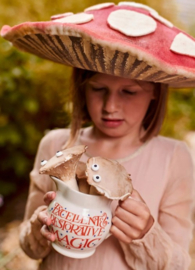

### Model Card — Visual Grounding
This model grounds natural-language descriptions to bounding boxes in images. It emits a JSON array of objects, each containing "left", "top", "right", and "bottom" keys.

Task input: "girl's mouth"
[{"left": 102, "top": 118, "right": 124, "bottom": 127}]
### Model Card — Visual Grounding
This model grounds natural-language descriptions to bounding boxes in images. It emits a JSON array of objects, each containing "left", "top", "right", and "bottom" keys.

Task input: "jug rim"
[{"left": 50, "top": 176, "right": 106, "bottom": 199}]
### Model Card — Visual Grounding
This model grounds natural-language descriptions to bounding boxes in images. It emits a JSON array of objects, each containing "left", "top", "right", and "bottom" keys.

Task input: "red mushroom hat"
[{"left": 1, "top": 2, "right": 195, "bottom": 87}]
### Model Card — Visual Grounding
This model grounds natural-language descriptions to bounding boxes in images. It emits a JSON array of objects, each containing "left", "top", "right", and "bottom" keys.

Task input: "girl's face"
[{"left": 85, "top": 73, "right": 155, "bottom": 138}]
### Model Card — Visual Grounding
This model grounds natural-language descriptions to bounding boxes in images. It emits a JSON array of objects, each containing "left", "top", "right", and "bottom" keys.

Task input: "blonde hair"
[{"left": 65, "top": 68, "right": 168, "bottom": 147}]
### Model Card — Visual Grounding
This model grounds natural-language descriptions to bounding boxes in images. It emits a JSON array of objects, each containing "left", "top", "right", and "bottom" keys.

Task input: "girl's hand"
[
  {"left": 22, "top": 192, "right": 56, "bottom": 258},
  {"left": 110, "top": 189, "right": 154, "bottom": 244},
  {"left": 36, "top": 191, "right": 56, "bottom": 242}
]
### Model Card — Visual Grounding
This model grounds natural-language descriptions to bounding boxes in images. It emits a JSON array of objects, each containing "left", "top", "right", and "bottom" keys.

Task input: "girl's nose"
[{"left": 103, "top": 92, "right": 119, "bottom": 113}]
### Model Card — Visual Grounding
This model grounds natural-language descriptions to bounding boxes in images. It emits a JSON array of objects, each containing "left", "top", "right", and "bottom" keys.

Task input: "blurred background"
[{"left": 0, "top": 0, "right": 195, "bottom": 269}]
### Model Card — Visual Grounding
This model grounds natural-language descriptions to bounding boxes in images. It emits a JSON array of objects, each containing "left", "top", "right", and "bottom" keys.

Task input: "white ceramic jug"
[{"left": 48, "top": 176, "right": 112, "bottom": 259}]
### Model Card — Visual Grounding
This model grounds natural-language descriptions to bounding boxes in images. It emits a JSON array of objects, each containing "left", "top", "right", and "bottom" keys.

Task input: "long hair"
[{"left": 64, "top": 68, "right": 168, "bottom": 147}]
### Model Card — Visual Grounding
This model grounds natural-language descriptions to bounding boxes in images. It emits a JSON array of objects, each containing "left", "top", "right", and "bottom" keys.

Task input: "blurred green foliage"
[
  {"left": 0, "top": 39, "right": 72, "bottom": 196},
  {"left": 162, "top": 88, "right": 195, "bottom": 139},
  {"left": 0, "top": 0, "right": 194, "bottom": 197}
]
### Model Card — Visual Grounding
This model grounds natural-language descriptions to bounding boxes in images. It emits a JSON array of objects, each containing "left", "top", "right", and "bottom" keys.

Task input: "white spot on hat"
[
  {"left": 85, "top": 2, "right": 115, "bottom": 12},
  {"left": 107, "top": 9, "right": 157, "bottom": 37},
  {"left": 118, "top": 2, "right": 172, "bottom": 28},
  {"left": 54, "top": 13, "right": 94, "bottom": 24},
  {"left": 51, "top": 12, "right": 74, "bottom": 21},
  {"left": 170, "top": 33, "right": 195, "bottom": 58},
  {"left": 118, "top": 2, "right": 158, "bottom": 15},
  {"left": 150, "top": 11, "right": 173, "bottom": 28}
]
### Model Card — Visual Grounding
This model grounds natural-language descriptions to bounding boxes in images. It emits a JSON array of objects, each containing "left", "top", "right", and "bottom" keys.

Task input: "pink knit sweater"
[{"left": 19, "top": 128, "right": 195, "bottom": 270}]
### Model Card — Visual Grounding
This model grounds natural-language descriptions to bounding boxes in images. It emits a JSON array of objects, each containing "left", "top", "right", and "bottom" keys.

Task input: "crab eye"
[
  {"left": 91, "top": 164, "right": 99, "bottom": 171},
  {"left": 93, "top": 174, "right": 101, "bottom": 182},
  {"left": 56, "top": 151, "right": 63, "bottom": 157},
  {"left": 41, "top": 160, "right": 47, "bottom": 166}
]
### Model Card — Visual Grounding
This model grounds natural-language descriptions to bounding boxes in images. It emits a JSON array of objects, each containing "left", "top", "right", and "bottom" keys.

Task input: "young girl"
[
  {"left": 18, "top": 67, "right": 194, "bottom": 270},
  {"left": 1, "top": 2, "right": 195, "bottom": 270}
]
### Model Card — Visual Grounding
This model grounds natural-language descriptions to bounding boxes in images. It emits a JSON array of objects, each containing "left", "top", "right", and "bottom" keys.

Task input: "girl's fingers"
[
  {"left": 37, "top": 210, "right": 52, "bottom": 226},
  {"left": 43, "top": 191, "right": 56, "bottom": 205},
  {"left": 119, "top": 191, "right": 150, "bottom": 220},
  {"left": 40, "top": 225, "right": 56, "bottom": 242},
  {"left": 114, "top": 206, "right": 146, "bottom": 231},
  {"left": 110, "top": 224, "right": 132, "bottom": 244},
  {"left": 115, "top": 206, "right": 136, "bottom": 225},
  {"left": 113, "top": 189, "right": 154, "bottom": 240},
  {"left": 119, "top": 198, "right": 150, "bottom": 221},
  {"left": 112, "top": 215, "right": 144, "bottom": 240}
]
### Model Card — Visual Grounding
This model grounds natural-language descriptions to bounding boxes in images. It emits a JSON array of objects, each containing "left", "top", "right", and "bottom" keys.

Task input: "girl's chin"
[{"left": 96, "top": 125, "right": 128, "bottom": 138}]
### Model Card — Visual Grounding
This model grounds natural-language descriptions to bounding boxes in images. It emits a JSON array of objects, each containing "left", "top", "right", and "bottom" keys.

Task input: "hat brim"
[{"left": 1, "top": 7, "right": 195, "bottom": 88}]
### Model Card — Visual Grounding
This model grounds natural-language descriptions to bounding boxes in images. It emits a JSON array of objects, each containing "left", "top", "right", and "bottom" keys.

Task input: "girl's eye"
[
  {"left": 123, "top": 89, "right": 137, "bottom": 95},
  {"left": 92, "top": 87, "right": 106, "bottom": 91}
]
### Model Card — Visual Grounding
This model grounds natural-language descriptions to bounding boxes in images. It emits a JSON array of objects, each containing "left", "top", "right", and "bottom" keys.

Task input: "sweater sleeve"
[
  {"left": 19, "top": 130, "right": 65, "bottom": 259},
  {"left": 119, "top": 141, "right": 195, "bottom": 270}
]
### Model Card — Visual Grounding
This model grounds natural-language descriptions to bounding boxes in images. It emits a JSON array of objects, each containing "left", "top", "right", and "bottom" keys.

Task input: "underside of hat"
[{"left": 1, "top": 2, "right": 195, "bottom": 87}]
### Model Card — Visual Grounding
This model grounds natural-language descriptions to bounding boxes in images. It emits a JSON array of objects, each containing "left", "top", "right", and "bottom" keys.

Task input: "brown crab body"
[{"left": 86, "top": 156, "right": 133, "bottom": 200}]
